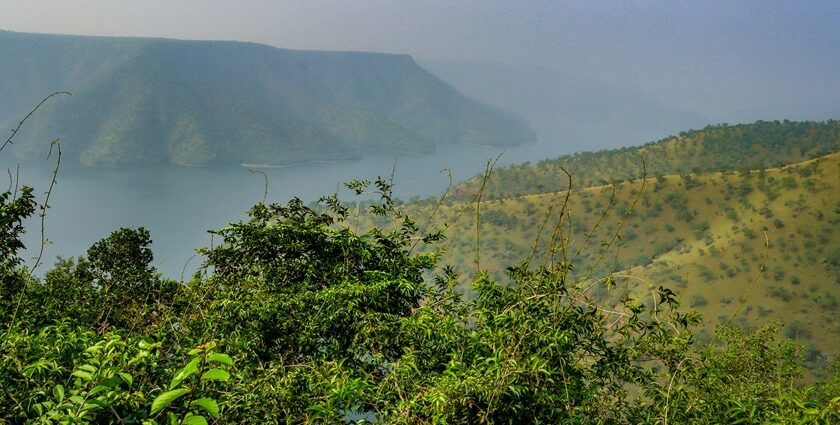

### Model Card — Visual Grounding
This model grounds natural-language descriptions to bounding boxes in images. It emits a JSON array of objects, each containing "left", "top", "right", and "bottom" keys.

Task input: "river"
[{"left": 1, "top": 139, "right": 568, "bottom": 279}]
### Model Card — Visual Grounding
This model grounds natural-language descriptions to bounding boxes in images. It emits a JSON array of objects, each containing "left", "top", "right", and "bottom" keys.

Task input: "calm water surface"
[{"left": 2, "top": 140, "right": 569, "bottom": 278}]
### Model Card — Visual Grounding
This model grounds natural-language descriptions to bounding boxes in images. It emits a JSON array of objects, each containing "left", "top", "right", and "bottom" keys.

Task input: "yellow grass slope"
[{"left": 381, "top": 152, "right": 840, "bottom": 358}]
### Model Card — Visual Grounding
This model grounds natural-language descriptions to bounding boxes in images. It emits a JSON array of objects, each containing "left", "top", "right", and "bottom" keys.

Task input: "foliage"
[
  {"left": 25, "top": 227, "right": 181, "bottom": 333},
  {"left": 148, "top": 340, "right": 233, "bottom": 425},
  {"left": 0, "top": 323, "right": 231, "bottom": 424},
  {"left": 649, "top": 323, "right": 840, "bottom": 424},
  {"left": 0, "top": 186, "right": 36, "bottom": 273},
  {"left": 0, "top": 185, "right": 36, "bottom": 319},
  {"left": 190, "top": 194, "right": 435, "bottom": 365}
]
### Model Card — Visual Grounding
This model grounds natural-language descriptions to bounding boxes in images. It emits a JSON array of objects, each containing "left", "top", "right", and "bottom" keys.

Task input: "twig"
[
  {"left": 181, "top": 253, "right": 198, "bottom": 283},
  {"left": 579, "top": 159, "right": 647, "bottom": 283},
  {"left": 663, "top": 357, "right": 700, "bottom": 425},
  {"left": 723, "top": 231, "right": 770, "bottom": 326},
  {"left": 1, "top": 92, "right": 71, "bottom": 154},
  {"left": 474, "top": 153, "right": 503, "bottom": 272},
  {"left": 28, "top": 140, "right": 61, "bottom": 277},
  {"left": 248, "top": 168, "right": 269, "bottom": 204},
  {"left": 569, "top": 185, "right": 616, "bottom": 265},
  {"left": 541, "top": 167, "right": 573, "bottom": 271},
  {"left": 409, "top": 168, "right": 454, "bottom": 253},
  {"left": 522, "top": 198, "right": 556, "bottom": 270},
  {"left": 9, "top": 139, "right": 62, "bottom": 330}
]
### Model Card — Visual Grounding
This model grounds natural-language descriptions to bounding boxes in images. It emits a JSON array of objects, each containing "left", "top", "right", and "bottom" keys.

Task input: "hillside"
[
  {"left": 0, "top": 30, "right": 534, "bottom": 166},
  {"left": 358, "top": 151, "right": 840, "bottom": 361},
  {"left": 455, "top": 120, "right": 840, "bottom": 200}
]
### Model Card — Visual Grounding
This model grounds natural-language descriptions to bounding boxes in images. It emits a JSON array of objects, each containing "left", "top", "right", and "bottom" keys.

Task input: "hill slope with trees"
[
  {"left": 455, "top": 120, "right": 840, "bottom": 199},
  {"left": 389, "top": 152, "right": 840, "bottom": 362},
  {"left": 354, "top": 121, "right": 840, "bottom": 366},
  {"left": 0, "top": 30, "right": 534, "bottom": 166}
]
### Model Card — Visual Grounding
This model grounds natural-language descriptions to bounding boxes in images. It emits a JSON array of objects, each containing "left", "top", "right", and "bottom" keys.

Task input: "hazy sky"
[{"left": 2, "top": 1, "right": 838, "bottom": 121}]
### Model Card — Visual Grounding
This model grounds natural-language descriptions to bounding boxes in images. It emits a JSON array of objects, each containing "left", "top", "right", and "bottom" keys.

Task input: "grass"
[{"left": 354, "top": 152, "right": 840, "bottom": 363}]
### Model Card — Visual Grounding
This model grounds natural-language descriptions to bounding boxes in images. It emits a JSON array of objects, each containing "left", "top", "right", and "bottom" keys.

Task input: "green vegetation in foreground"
[
  {"left": 456, "top": 120, "right": 840, "bottom": 199},
  {"left": 0, "top": 30, "right": 534, "bottom": 166},
  {"left": 2, "top": 170, "right": 840, "bottom": 422}
]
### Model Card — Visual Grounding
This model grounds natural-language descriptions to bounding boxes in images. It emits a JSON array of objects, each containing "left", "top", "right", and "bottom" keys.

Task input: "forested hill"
[
  {"left": 0, "top": 30, "right": 534, "bottom": 166},
  {"left": 455, "top": 120, "right": 840, "bottom": 199},
  {"left": 394, "top": 151, "right": 840, "bottom": 356}
]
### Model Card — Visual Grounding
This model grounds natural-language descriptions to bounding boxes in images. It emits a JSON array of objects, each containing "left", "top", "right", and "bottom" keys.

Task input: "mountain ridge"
[
  {"left": 1, "top": 30, "right": 534, "bottom": 166},
  {"left": 455, "top": 119, "right": 840, "bottom": 199}
]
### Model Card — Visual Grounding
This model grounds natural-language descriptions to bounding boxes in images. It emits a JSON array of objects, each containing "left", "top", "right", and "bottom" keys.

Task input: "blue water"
[{"left": 1, "top": 139, "right": 569, "bottom": 279}]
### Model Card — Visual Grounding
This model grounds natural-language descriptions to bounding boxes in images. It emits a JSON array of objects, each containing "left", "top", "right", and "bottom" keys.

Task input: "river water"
[{"left": 1, "top": 139, "right": 566, "bottom": 279}]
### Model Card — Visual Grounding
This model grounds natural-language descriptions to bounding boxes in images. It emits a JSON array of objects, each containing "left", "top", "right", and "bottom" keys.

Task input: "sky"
[{"left": 1, "top": 0, "right": 838, "bottom": 122}]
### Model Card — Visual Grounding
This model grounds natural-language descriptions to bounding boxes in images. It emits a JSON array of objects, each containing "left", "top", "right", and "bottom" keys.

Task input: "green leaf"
[
  {"left": 72, "top": 370, "right": 93, "bottom": 381},
  {"left": 201, "top": 368, "right": 230, "bottom": 382},
  {"left": 206, "top": 353, "right": 233, "bottom": 366},
  {"left": 78, "top": 364, "right": 97, "bottom": 373},
  {"left": 83, "top": 400, "right": 105, "bottom": 411},
  {"left": 170, "top": 357, "right": 201, "bottom": 389},
  {"left": 150, "top": 388, "right": 190, "bottom": 414},
  {"left": 182, "top": 415, "right": 208, "bottom": 425},
  {"left": 119, "top": 372, "right": 133, "bottom": 386},
  {"left": 99, "top": 376, "right": 122, "bottom": 388},
  {"left": 128, "top": 351, "right": 150, "bottom": 366},
  {"left": 53, "top": 384, "right": 65, "bottom": 402},
  {"left": 89, "top": 384, "right": 110, "bottom": 396},
  {"left": 190, "top": 398, "right": 220, "bottom": 418}
]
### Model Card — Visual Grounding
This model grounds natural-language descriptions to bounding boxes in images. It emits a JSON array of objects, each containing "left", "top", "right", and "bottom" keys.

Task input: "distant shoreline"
[
  {"left": 460, "top": 141, "right": 495, "bottom": 149},
  {"left": 240, "top": 159, "right": 357, "bottom": 168}
]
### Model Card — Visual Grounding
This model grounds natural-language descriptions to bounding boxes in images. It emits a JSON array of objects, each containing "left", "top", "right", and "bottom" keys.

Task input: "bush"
[{"left": 691, "top": 294, "right": 709, "bottom": 307}]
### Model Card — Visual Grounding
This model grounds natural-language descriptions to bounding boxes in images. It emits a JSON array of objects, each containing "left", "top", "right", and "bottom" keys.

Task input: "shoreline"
[{"left": 240, "top": 158, "right": 358, "bottom": 168}]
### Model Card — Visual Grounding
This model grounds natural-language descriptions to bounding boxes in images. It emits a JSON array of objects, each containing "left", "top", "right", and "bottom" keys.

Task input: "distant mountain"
[
  {"left": 418, "top": 60, "right": 708, "bottom": 153},
  {"left": 0, "top": 30, "right": 534, "bottom": 166}
]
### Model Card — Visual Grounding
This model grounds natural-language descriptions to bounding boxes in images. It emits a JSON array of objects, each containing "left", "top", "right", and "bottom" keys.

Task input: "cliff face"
[{"left": 1, "top": 31, "right": 534, "bottom": 166}]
